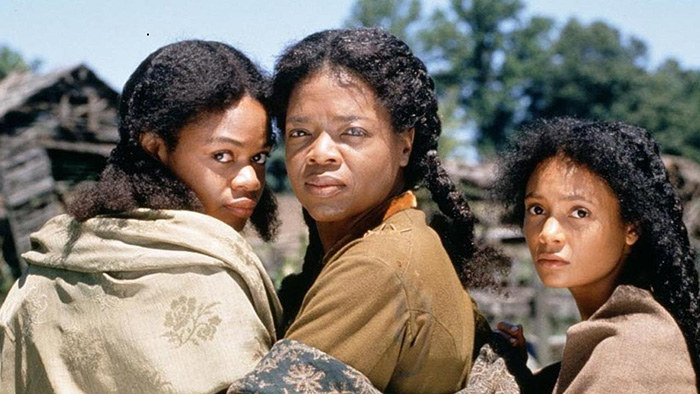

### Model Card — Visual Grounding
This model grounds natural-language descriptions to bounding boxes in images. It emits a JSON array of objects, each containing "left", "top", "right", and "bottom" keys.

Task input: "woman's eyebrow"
[
  {"left": 524, "top": 192, "right": 594, "bottom": 205},
  {"left": 287, "top": 114, "right": 370, "bottom": 124},
  {"left": 333, "top": 115, "right": 364, "bottom": 122},
  {"left": 563, "top": 194, "right": 594, "bottom": 204},
  {"left": 287, "top": 115, "right": 309, "bottom": 124},
  {"left": 205, "top": 136, "right": 244, "bottom": 146}
]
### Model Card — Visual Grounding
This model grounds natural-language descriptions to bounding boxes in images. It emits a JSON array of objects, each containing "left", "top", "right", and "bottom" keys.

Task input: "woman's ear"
[
  {"left": 399, "top": 128, "right": 415, "bottom": 167},
  {"left": 625, "top": 222, "right": 640, "bottom": 247},
  {"left": 139, "top": 133, "right": 169, "bottom": 164}
]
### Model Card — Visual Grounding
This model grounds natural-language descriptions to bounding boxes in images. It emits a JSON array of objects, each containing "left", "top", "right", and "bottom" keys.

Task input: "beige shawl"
[
  {"left": 0, "top": 209, "right": 282, "bottom": 394},
  {"left": 555, "top": 285, "right": 696, "bottom": 393}
]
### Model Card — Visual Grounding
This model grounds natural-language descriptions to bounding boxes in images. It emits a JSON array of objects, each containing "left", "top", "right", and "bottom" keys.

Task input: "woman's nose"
[
  {"left": 306, "top": 132, "right": 340, "bottom": 166},
  {"left": 231, "top": 164, "right": 261, "bottom": 191},
  {"left": 539, "top": 216, "right": 565, "bottom": 246}
]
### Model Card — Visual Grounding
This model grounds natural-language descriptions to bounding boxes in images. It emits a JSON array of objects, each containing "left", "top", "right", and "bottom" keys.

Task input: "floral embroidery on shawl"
[
  {"left": 17, "top": 284, "right": 49, "bottom": 338},
  {"left": 162, "top": 296, "right": 222, "bottom": 347},
  {"left": 227, "top": 339, "right": 381, "bottom": 394},
  {"left": 459, "top": 343, "right": 520, "bottom": 394}
]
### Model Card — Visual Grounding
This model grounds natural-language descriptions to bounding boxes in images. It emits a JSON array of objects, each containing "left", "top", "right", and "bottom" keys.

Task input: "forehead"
[
  {"left": 288, "top": 68, "right": 381, "bottom": 114},
  {"left": 526, "top": 156, "right": 617, "bottom": 203},
  {"left": 178, "top": 96, "right": 269, "bottom": 146}
]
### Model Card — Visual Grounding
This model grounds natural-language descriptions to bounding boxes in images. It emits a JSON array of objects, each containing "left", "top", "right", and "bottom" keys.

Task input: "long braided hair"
[
  {"left": 493, "top": 117, "right": 700, "bottom": 386},
  {"left": 68, "top": 40, "right": 279, "bottom": 240},
  {"left": 274, "top": 28, "right": 507, "bottom": 328}
]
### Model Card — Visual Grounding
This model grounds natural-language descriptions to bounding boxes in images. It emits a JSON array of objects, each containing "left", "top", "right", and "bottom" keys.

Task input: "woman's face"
[
  {"left": 523, "top": 156, "right": 638, "bottom": 295},
  {"left": 145, "top": 95, "right": 270, "bottom": 231},
  {"left": 284, "top": 69, "right": 413, "bottom": 227}
]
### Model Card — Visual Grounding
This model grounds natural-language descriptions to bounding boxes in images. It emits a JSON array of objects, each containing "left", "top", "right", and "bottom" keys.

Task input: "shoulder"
[
  {"left": 323, "top": 208, "right": 471, "bottom": 316},
  {"left": 0, "top": 267, "right": 55, "bottom": 340},
  {"left": 587, "top": 285, "right": 685, "bottom": 345},
  {"left": 334, "top": 208, "right": 448, "bottom": 273},
  {"left": 558, "top": 285, "right": 696, "bottom": 392},
  {"left": 571, "top": 285, "right": 689, "bottom": 354}
]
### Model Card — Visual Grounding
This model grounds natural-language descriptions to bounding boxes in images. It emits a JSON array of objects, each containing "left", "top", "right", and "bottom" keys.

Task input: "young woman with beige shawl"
[{"left": 0, "top": 40, "right": 282, "bottom": 393}]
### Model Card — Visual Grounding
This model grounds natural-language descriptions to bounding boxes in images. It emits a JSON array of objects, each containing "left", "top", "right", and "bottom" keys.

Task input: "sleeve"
[
  {"left": 0, "top": 321, "right": 18, "bottom": 393},
  {"left": 227, "top": 339, "right": 382, "bottom": 394},
  {"left": 285, "top": 255, "right": 410, "bottom": 391}
]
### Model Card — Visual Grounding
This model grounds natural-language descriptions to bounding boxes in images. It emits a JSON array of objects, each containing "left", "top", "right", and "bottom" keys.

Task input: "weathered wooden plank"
[
  {"left": 5, "top": 178, "right": 55, "bottom": 207},
  {"left": 2, "top": 158, "right": 52, "bottom": 187},
  {"left": 6, "top": 193, "right": 60, "bottom": 257},
  {"left": 0, "top": 150, "right": 49, "bottom": 172}
]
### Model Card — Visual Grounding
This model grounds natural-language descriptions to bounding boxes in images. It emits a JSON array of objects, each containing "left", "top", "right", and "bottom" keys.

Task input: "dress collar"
[{"left": 322, "top": 191, "right": 417, "bottom": 263}]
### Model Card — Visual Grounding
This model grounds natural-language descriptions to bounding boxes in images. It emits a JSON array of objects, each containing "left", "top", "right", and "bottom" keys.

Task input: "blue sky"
[{"left": 2, "top": 0, "right": 699, "bottom": 91}]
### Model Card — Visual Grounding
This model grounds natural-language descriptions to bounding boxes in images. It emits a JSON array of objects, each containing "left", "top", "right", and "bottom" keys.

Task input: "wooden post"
[{"left": 534, "top": 278, "right": 552, "bottom": 365}]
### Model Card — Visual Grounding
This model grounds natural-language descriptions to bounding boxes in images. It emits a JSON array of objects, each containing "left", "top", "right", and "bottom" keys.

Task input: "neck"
[
  {"left": 317, "top": 179, "right": 409, "bottom": 253},
  {"left": 318, "top": 215, "right": 363, "bottom": 252},
  {"left": 571, "top": 287, "right": 615, "bottom": 320},
  {"left": 569, "top": 264, "right": 623, "bottom": 320}
]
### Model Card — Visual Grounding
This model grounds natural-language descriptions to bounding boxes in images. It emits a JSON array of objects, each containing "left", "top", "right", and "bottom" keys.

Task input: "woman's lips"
[
  {"left": 536, "top": 255, "right": 569, "bottom": 268},
  {"left": 224, "top": 198, "right": 257, "bottom": 217},
  {"left": 304, "top": 176, "right": 345, "bottom": 197}
]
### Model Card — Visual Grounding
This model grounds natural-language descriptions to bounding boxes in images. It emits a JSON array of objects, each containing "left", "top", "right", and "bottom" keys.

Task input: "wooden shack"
[{"left": 0, "top": 65, "right": 119, "bottom": 277}]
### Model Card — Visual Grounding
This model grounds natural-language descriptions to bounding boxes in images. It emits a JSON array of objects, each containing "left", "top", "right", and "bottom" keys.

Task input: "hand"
[{"left": 496, "top": 322, "right": 527, "bottom": 362}]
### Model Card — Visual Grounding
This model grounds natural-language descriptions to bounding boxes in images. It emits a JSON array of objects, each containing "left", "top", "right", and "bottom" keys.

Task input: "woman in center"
[{"left": 274, "top": 28, "right": 501, "bottom": 393}]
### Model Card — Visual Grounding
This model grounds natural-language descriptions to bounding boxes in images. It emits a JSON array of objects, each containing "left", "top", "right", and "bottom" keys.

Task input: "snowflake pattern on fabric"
[{"left": 227, "top": 339, "right": 381, "bottom": 394}]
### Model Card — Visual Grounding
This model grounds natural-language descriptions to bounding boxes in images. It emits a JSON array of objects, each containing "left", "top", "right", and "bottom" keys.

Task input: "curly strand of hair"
[
  {"left": 423, "top": 149, "right": 508, "bottom": 289},
  {"left": 634, "top": 128, "right": 700, "bottom": 379},
  {"left": 651, "top": 163, "right": 700, "bottom": 381}
]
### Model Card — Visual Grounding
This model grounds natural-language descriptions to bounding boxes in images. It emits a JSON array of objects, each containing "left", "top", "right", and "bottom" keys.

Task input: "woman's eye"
[
  {"left": 527, "top": 205, "right": 544, "bottom": 215},
  {"left": 287, "top": 129, "right": 308, "bottom": 138},
  {"left": 344, "top": 127, "right": 366, "bottom": 137},
  {"left": 213, "top": 151, "right": 233, "bottom": 163},
  {"left": 252, "top": 152, "right": 269, "bottom": 165},
  {"left": 572, "top": 208, "right": 590, "bottom": 219}
]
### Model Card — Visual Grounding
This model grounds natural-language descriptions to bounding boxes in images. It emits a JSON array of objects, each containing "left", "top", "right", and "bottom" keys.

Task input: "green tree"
[
  {"left": 0, "top": 46, "right": 32, "bottom": 80},
  {"left": 344, "top": 0, "right": 422, "bottom": 44},
  {"left": 345, "top": 0, "right": 700, "bottom": 162},
  {"left": 425, "top": 0, "right": 529, "bottom": 154},
  {"left": 525, "top": 19, "right": 648, "bottom": 121},
  {"left": 347, "top": 0, "right": 555, "bottom": 156},
  {"left": 622, "top": 61, "right": 700, "bottom": 162},
  {"left": 525, "top": 21, "right": 699, "bottom": 162}
]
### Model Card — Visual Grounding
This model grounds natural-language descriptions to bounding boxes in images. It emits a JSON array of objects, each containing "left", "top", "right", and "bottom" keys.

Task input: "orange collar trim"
[{"left": 382, "top": 191, "right": 417, "bottom": 221}]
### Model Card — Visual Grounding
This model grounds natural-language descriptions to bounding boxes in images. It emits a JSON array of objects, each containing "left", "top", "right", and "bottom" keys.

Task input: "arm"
[
  {"left": 0, "top": 324, "right": 18, "bottom": 394},
  {"left": 227, "top": 339, "right": 381, "bottom": 394},
  {"left": 285, "top": 256, "right": 410, "bottom": 391}
]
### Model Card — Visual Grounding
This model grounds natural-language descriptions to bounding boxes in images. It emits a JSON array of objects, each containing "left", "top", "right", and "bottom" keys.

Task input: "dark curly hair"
[
  {"left": 492, "top": 117, "right": 700, "bottom": 385},
  {"left": 68, "top": 39, "right": 279, "bottom": 240},
  {"left": 274, "top": 27, "right": 508, "bottom": 327}
]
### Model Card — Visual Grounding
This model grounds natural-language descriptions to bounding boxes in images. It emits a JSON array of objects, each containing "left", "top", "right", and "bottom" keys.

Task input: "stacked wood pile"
[{"left": 0, "top": 65, "right": 119, "bottom": 281}]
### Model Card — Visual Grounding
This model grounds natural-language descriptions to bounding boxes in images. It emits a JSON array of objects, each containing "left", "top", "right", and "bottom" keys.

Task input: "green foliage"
[
  {"left": 344, "top": 0, "right": 700, "bottom": 162},
  {"left": 266, "top": 141, "right": 290, "bottom": 192},
  {"left": 344, "top": 0, "right": 422, "bottom": 42},
  {"left": 621, "top": 61, "right": 700, "bottom": 162},
  {"left": 525, "top": 20, "right": 647, "bottom": 121},
  {"left": 0, "top": 45, "right": 33, "bottom": 80}
]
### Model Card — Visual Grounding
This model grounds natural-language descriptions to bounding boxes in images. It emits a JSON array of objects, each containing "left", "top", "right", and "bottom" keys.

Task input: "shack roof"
[{"left": 0, "top": 64, "right": 119, "bottom": 124}]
